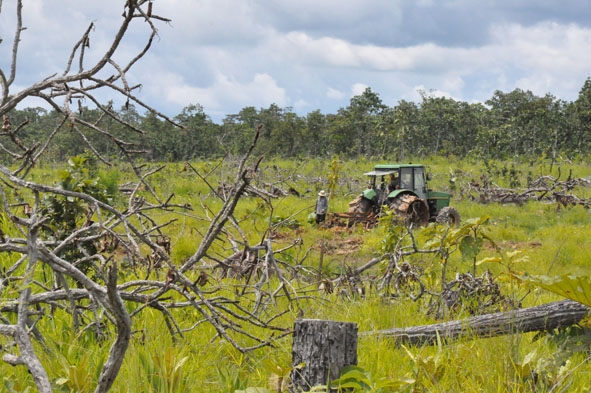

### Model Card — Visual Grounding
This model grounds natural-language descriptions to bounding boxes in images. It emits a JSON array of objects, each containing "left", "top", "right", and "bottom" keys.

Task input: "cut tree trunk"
[
  {"left": 368, "top": 300, "right": 589, "bottom": 346},
  {"left": 290, "top": 319, "right": 358, "bottom": 392}
]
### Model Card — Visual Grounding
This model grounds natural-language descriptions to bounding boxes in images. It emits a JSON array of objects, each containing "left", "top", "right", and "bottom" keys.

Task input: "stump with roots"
[{"left": 290, "top": 319, "right": 358, "bottom": 392}]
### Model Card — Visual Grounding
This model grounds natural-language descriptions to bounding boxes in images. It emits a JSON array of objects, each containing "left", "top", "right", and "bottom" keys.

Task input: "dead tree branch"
[
  {"left": 0, "top": 1, "right": 293, "bottom": 391},
  {"left": 460, "top": 173, "right": 591, "bottom": 207}
]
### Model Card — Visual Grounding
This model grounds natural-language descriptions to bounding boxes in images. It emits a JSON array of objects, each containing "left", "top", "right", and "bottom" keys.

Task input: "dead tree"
[
  {"left": 1, "top": 3, "right": 174, "bottom": 391},
  {"left": 0, "top": 2, "right": 292, "bottom": 392}
]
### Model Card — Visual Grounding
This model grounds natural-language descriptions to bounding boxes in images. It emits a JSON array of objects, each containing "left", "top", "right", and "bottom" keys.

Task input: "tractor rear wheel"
[
  {"left": 389, "top": 194, "right": 430, "bottom": 227},
  {"left": 436, "top": 206, "right": 461, "bottom": 227},
  {"left": 348, "top": 195, "right": 373, "bottom": 215}
]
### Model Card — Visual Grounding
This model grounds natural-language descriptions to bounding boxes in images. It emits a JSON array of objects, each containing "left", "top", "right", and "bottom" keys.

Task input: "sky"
[{"left": 2, "top": 0, "right": 591, "bottom": 123}]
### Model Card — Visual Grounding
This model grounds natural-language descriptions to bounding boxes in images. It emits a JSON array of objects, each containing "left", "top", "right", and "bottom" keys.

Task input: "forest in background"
[{"left": 5, "top": 77, "right": 591, "bottom": 163}]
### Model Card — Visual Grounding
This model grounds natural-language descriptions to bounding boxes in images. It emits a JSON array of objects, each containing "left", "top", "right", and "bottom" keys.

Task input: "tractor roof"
[
  {"left": 373, "top": 163, "right": 425, "bottom": 171},
  {"left": 364, "top": 164, "right": 425, "bottom": 177},
  {"left": 364, "top": 170, "right": 397, "bottom": 176}
]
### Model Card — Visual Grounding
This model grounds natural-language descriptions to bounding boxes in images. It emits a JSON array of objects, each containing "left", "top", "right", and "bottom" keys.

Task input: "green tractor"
[{"left": 348, "top": 163, "right": 460, "bottom": 227}]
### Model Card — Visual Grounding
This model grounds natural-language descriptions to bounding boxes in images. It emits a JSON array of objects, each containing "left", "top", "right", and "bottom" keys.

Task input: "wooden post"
[{"left": 290, "top": 319, "right": 358, "bottom": 393}]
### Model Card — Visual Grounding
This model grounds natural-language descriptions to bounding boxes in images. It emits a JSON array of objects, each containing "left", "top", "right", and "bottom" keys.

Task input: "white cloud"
[
  {"left": 326, "top": 88, "right": 345, "bottom": 100},
  {"left": 292, "top": 99, "right": 309, "bottom": 111},
  {"left": 482, "top": 21, "right": 591, "bottom": 99},
  {"left": 4, "top": 1, "right": 591, "bottom": 122},
  {"left": 273, "top": 31, "right": 482, "bottom": 73},
  {"left": 351, "top": 83, "right": 369, "bottom": 96},
  {"left": 490, "top": 22, "right": 591, "bottom": 73},
  {"left": 439, "top": 76, "right": 465, "bottom": 97},
  {"left": 151, "top": 71, "right": 286, "bottom": 117},
  {"left": 155, "top": 0, "right": 271, "bottom": 46}
]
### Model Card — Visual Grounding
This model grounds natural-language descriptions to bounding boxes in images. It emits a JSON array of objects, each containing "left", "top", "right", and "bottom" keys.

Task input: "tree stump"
[{"left": 290, "top": 319, "right": 358, "bottom": 392}]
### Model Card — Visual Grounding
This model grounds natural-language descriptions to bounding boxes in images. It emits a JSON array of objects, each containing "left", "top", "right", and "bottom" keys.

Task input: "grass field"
[{"left": 2, "top": 156, "right": 591, "bottom": 392}]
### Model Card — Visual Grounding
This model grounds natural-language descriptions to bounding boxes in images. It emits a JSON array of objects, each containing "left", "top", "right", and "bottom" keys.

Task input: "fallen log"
[{"left": 367, "top": 300, "right": 589, "bottom": 346}]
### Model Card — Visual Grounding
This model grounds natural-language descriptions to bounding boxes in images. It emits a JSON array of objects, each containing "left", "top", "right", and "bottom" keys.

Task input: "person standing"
[{"left": 315, "top": 190, "right": 328, "bottom": 224}]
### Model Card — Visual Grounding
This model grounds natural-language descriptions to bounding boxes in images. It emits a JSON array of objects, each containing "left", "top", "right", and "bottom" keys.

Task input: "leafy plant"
[
  {"left": 423, "top": 215, "right": 495, "bottom": 281},
  {"left": 512, "top": 273, "right": 591, "bottom": 306},
  {"left": 55, "top": 352, "right": 95, "bottom": 393},
  {"left": 329, "top": 365, "right": 414, "bottom": 393},
  {"left": 215, "top": 365, "right": 249, "bottom": 392},
  {"left": 39, "top": 154, "right": 114, "bottom": 275},
  {"left": 402, "top": 343, "right": 446, "bottom": 391},
  {"left": 135, "top": 346, "right": 190, "bottom": 393},
  {"left": 326, "top": 155, "right": 341, "bottom": 199}
]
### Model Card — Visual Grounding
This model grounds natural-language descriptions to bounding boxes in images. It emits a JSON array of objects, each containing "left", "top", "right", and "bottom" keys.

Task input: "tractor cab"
[{"left": 362, "top": 164, "right": 428, "bottom": 204}]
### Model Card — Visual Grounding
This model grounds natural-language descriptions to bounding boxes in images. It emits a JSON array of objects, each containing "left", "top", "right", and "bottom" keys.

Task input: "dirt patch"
[{"left": 316, "top": 236, "right": 364, "bottom": 255}]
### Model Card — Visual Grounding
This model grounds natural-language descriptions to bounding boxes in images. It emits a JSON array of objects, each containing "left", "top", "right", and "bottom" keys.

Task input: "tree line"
[{"left": 5, "top": 77, "right": 591, "bottom": 163}]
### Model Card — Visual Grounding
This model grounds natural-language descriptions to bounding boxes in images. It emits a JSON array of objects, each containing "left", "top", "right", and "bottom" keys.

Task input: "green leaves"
[
  {"left": 330, "top": 365, "right": 415, "bottom": 393},
  {"left": 513, "top": 273, "right": 591, "bottom": 306},
  {"left": 459, "top": 235, "right": 483, "bottom": 261},
  {"left": 423, "top": 215, "right": 492, "bottom": 251}
]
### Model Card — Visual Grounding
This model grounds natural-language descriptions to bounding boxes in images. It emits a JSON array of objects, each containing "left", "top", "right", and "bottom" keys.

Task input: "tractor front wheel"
[
  {"left": 347, "top": 196, "right": 375, "bottom": 226},
  {"left": 348, "top": 195, "right": 373, "bottom": 215}
]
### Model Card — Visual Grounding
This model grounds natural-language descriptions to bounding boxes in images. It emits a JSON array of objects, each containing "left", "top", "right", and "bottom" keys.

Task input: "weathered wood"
[
  {"left": 368, "top": 300, "right": 589, "bottom": 346},
  {"left": 290, "top": 319, "right": 358, "bottom": 393}
]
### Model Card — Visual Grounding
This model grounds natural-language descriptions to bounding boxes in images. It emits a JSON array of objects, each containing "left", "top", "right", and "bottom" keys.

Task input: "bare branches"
[
  {"left": 63, "top": 22, "right": 95, "bottom": 77},
  {"left": 460, "top": 172, "right": 591, "bottom": 207},
  {"left": 0, "top": 0, "right": 23, "bottom": 101},
  {"left": 180, "top": 127, "right": 263, "bottom": 274},
  {"left": 1, "top": 103, "right": 299, "bottom": 392},
  {"left": 1, "top": 0, "right": 180, "bottom": 176},
  {"left": 10, "top": 193, "right": 52, "bottom": 392},
  {"left": 95, "top": 264, "right": 132, "bottom": 393},
  {"left": 0, "top": 1, "right": 191, "bottom": 389},
  {"left": 0, "top": 2, "right": 310, "bottom": 390}
]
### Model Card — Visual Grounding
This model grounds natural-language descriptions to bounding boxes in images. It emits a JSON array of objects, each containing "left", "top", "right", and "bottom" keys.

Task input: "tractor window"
[
  {"left": 387, "top": 172, "right": 400, "bottom": 192},
  {"left": 400, "top": 167, "right": 413, "bottom": 189},
  {"left": 414, "top": 169, "right": 426, "bottom": 194}
]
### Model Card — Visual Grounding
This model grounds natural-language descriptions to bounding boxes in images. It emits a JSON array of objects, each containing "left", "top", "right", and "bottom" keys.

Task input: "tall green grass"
[{"left": 3, "top": 157, "right": 591, "bottom": 392}]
